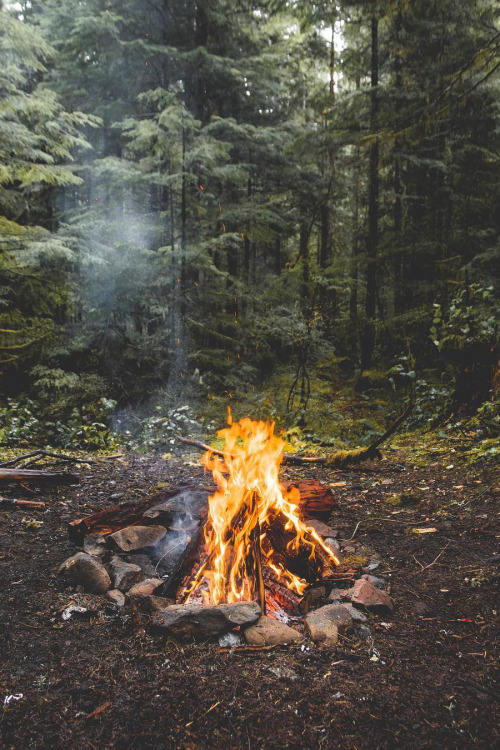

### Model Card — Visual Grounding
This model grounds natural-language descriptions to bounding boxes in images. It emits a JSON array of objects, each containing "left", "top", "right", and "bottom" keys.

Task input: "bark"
[
  {"left": 361, "top": 9, "right": 379, "bottom": 370},
  {"left": 0, "top": 469, "right": 79, "bottom": 485},
  {"left": 393, "top": 0, "right": 404, "bottom": 313}
]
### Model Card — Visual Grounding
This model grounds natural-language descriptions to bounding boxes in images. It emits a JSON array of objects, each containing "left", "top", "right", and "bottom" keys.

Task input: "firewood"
[
  {"left": 67, "top": 485, "right": 198, "bottom": 545},
  {"left": 0, "top": 498, "right": 46, "bottom": 510},
  {"left": 0, "top": 468, "right": 79, "bottom": 485},
  {"left": 159, "top": 522, "right": 207, "bottom": 599},
  {"left": 281, "top": 480, "right": 337, "bottom": 518}
]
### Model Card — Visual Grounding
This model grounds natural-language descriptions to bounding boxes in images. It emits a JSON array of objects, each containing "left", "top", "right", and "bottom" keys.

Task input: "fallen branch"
[
  {"left": 0, "top": 468, "right": 79, "bottom": 485},
  {"left": 0, "top": 498, "right": 46, "bottom": 510},
  {"left": 178, "top": 436, "right": 326, "bottom": 465},
  {"left": 0, "top": 450, "right": 93, "bottom": 468},
  {"left": 178, "top": 399, "right": 415, "bottom": 468},
  {"left": 67, "top": 484, "right": 206, "bottom": 545},
  {"left": 326, "top": 399, "right": 415, "bottom": 467},
  {"left": 348, "top": 517, "right": 414, "bottom": 540}
]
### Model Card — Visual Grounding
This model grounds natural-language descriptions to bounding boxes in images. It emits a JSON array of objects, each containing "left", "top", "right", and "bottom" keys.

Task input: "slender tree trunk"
[
  {"left": 299, "top": 222, "right": 310, "bottom": 312},
  {"left": 161, "top": 0, "right": 170, "bottom": 88},
  {"left": 361, "top": 9, "right": 379, "bottom": 371},
  {"left": 393, "top": 0, "right": 404, "bottom": 314},
  {"left": 180, "top": 126, "right": 187, "bottom": 328},
  {"left": 349, "top": 140, "right": 361, "bottom": 355},
  {"left": 320, "top": 16, "right": 336, "bottom": 268}
]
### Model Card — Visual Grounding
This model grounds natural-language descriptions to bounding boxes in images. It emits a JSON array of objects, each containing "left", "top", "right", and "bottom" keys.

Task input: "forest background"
[{"left": 0, "top": 0, "right": 499, "bottom": 456}]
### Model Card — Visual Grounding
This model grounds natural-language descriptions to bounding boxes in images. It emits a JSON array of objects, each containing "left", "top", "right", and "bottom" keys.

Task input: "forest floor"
[{"left": 0, "top": 438, "right": 498, "bottom": 749}]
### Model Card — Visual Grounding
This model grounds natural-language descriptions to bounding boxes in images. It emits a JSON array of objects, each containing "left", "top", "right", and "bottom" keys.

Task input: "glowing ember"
[{"left": 182, "top": 414, "right": 340, "bottom": 608}]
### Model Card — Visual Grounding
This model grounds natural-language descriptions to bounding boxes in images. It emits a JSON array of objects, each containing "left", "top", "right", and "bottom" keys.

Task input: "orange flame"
[{"left": 183, "top": 417, "right": 339, "bottom": 605}]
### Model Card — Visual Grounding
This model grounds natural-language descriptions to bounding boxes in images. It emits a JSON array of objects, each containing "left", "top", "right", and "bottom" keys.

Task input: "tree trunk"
[
  {"left": 393, "top": 0, "right": 404, "bottom": 314},
  {"left": 361, "top": 9, "right": 379, "bottom": 371}
]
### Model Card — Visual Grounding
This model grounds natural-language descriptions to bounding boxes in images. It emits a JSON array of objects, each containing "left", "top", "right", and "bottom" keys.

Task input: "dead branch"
[
  {"left": 0, "top": 468, "right": 79, "bottom": 485},
  {"left": 0, "top": 450, "right": 93, "bottom": 468},
  {"left": 0, "top": 498, "right": 46, "bottom": 510},
  {"left": 178, "top": 436, "right": 326, "bottom": 464},
  {"left": 178, "top": 399, "right": 414, "bottom": 468}
]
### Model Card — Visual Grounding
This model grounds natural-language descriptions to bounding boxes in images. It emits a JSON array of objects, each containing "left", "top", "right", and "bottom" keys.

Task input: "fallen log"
[
  {"left": 68, "top": 480, "right": 337, "bottom": 546},
  {"left": 0, "top": 498, "right": 46, "bottom": 510},
  {"left": 0, "top": 468, "right": 79, "bottom": 485}
]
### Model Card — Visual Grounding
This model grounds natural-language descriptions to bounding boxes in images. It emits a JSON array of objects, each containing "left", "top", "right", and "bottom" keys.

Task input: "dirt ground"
[{"left": 0, "top": 446, "right": 498, "bottom": 749}]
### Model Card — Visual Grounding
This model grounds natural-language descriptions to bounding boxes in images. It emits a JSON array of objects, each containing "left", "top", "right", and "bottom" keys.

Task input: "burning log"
[
  {"left": 281, "top": 480, "right": 336, "bottom": 519},
  {"left": 68, "top": 481, "right": 336, "bottom": 546},
  {"left": 0, "top": 468, "right": 79, "bottom": 485},
  {"left": 159, "top": 522, "right": 207, "bottom": 600}
]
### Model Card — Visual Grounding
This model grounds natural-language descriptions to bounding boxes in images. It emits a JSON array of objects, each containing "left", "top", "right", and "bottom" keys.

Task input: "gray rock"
[
  {"left": 328, "top": 588, "right": 345, "bottom": 602},
  {"left": 362, "top": 561, "right": 381, "bottom": 573},
  {"left": 107, "top": 589, "right": 126, "bottom": 607},
  {"left": 109, "top": 525, "right": 167, "bottom": 552},
  {"left": 126, "top": 554, "right": 157, "bottom": 577},
  {"left": 342, "top": 579, "right": 393, "bottom": 613},
  {"left": 152, "top": 601, "right": 261, "bottom": 641},
  {"left": 324, "top": 538, "right": 341, "bottom": 553},
  {"left": 306, "top": 604, "right": 353, "bottom": 634},
  {"left": 304, "top": 609, "right": 339, "bottom": 647},
  {"left": 341, "top": 603, "right": 368, "bottom": 623},
  {"left": 83, "top": 534, "right": 109, "bottom": 559},
  {"left": 109, "top": 557, "right": 144, "bottom": 591},
  {"left": 58, "top": 552, "right": 111, "bottom": 594},
  {"left": 244, "top": 616, "right": 302, "bottom": 646},
  {"left": 356, "top": 625, "right": 373, "bottom": 641},
  {"left": 219, "top": 631, "right": 245, "bottom": 648}
]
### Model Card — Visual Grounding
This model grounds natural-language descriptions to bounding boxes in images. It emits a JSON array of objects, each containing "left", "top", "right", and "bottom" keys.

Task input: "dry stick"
[
  {"left": 365, "top": 399, "right": 415, "bottom": 453},
  {"left": 0, "top": 468, "right": 79, "bottom": 485},
  {"left": 348, "top": 517, "right": 414, "bottom": 540},
  {"left": 414, "top": 542, "right": 451, "bottom": 574},
  {"left": 0, "top": 498, "right": 46, "bottom": 510}
]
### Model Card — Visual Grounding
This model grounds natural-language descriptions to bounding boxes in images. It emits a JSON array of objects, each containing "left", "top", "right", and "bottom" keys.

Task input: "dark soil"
[{"left": 0, "top": 447, "right": 498, "bottom": 749}]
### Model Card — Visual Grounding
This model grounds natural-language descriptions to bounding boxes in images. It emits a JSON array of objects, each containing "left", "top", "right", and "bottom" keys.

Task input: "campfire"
[
  {"left": 63, "top": 416, "right": 393, "bottom": 645},
  {"left": 178, "top": 415, "right": 340, "bottom": 616}
]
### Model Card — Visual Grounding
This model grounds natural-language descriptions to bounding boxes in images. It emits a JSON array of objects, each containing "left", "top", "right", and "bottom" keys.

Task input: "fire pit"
[{"left": 61, "top": 417, "right": 393, "bottom": 646}]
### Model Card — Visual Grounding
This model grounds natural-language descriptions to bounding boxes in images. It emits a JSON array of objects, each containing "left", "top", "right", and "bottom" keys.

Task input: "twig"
[
  {"left": 348, "top": 517, "right": 411, "bottom": 540},
  {"left": 415, "top": 542, "right": 451, "bottom": 574}
]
